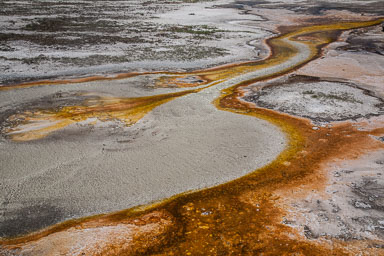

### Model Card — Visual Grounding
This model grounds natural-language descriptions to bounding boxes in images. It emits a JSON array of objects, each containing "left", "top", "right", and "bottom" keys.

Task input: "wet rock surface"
[{"left": 0, "top": 202, "right": 66, "bottom": 238}]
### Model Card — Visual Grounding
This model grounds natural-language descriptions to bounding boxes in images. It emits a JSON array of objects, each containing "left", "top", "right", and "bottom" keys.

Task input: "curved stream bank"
[{"left": 1, "top": 18, "right": 384, "bottom": 255}]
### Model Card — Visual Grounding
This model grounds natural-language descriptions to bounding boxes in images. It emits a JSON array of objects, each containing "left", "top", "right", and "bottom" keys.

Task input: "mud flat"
[
  {"left": 0, "top": 76, "right": 286, "bottom": 238},
  {"left": 1, "top": 0, "right": 384, "bottom": 255},
  {"left": 0, "top": 0, "right": 271, "bottom": 85}
]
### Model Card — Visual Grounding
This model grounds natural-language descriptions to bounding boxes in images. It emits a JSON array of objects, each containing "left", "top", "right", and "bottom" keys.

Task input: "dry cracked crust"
[{"left": 242, "top": 75, "right": 384, "bottom": 123}]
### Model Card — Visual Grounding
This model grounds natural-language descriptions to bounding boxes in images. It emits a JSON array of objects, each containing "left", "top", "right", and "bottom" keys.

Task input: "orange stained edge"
[
  {"left": 5, "top": 19, "right": 383, "bottom": 142},
  {"left": 1, "top": 18, "right": 382, "bottom": 91},
  {"left": 1, "top": 19, "right": 384, "bottom": 255},
  {"left": 5, "top": 82, "right": 221, "bottom": 142}
]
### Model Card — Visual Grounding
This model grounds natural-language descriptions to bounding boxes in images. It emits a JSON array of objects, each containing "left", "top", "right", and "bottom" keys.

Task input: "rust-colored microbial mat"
[
  {"left": 3, "top": 89, "right": 203, "bottom": 142},
  {"left": 1, "top": 19, "right": 384, "bottom": 255}
]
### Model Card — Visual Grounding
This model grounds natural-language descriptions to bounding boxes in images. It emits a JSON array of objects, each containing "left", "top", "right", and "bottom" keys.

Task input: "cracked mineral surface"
[{"left": 0, "top": 0, "right": 384, "bottom": 255}]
